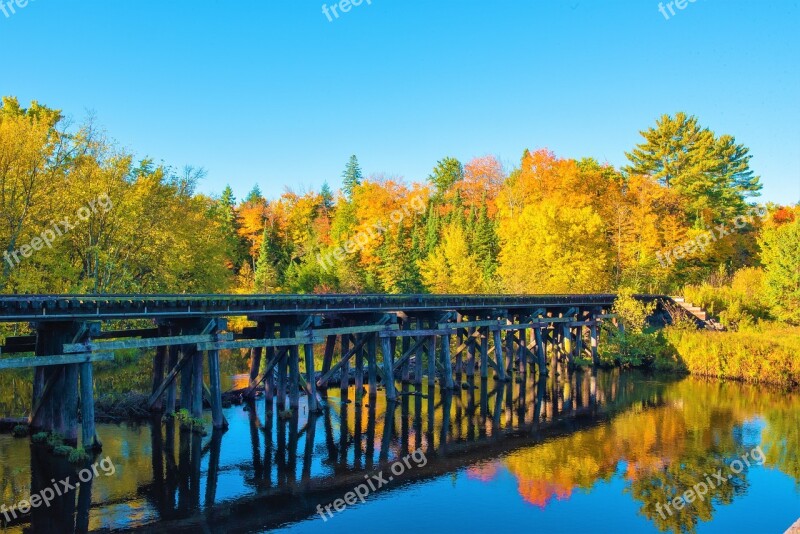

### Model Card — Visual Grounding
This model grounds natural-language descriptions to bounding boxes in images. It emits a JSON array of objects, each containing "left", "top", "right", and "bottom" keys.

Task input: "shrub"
[
  {"left": 46, "top": 432, "right": 65, "bottom": 448},
  {"left": 683, "top": 267, "right": 771, "bottom": 330},
  {"left": 68, "top": 447, "right": 90, "bottom": 464},
  {"left": 665, "top": 325, "right": 800, "bottom": 387},
  {"left": 175, "top": 408, "right": 206, "bottom": 433},
  {"left": 12, "top": 424, "right": 28, "bottom": 438},
  {"left": 52, "top": 444, "right": 72, "bottom": 457}
]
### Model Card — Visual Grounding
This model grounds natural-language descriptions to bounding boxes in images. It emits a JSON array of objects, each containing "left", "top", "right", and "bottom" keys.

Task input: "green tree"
[
  {"left": 245, "top": 184, "right": 263, "bottom": 203},
  {"left": 759, "top": 215, "right": 800, "bottom": 324},
  {"left": 254, "top": 223, "right": 289, "bottom": 293},
  {"left": 428, "top": 157, "right": 464, "bottom": 200},
  {"left": 320, "top": 181, "right": 334, "bottom": 212},
  {"left": 342, "top": 155, "right": 362, "bottom": 199},
  {"left": 625, "top": 113, "right": 761, "bottom": 223}
]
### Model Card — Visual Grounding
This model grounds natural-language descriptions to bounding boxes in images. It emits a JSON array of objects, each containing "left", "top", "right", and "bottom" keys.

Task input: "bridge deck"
[{"left": 0, "top": 293, "right": 652, "bottom": 322}]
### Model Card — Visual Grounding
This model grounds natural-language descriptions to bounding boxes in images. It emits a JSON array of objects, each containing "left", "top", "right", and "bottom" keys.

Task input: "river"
[{"left": 0, "top": 368, "right": 798, "bottom": 533}]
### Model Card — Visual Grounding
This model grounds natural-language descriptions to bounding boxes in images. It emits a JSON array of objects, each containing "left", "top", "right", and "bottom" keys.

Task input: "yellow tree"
[
  {"left": 419, "top": 222, "right": 485, "bottom": 293},
  {"left": 497, "top": 200, "right": 611, "bottom": 294}
]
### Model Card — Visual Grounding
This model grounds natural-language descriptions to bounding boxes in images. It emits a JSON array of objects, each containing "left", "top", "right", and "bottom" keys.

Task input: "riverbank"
[{"left": 664, "top": 325, "right": 800, "bottom": 388}]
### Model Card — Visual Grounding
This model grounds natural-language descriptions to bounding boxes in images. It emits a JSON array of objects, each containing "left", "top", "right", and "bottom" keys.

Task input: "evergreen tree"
[
  {"left": 254, "top": 224, "right": 288, "bottom": 293},
  {"left": 423, "top": 204, "right": 440, "bottom": 255},
  {"left": 246, "top": 184, "right": 264, "bottom": 203},
  {"left": 428, "top": 157, "right": 464, "bottom": 200},
  {"left": 474, "top": 203, "right": 499, "bottom": 281},
  {"left": 320, "top": 181, "right": 334, "bottom": 212},
  {"left": 342, "top": 155, "right": 363, "bottom": 199},
  {"left": 624, "top": 113, "right": 761, "bottom": 223}
]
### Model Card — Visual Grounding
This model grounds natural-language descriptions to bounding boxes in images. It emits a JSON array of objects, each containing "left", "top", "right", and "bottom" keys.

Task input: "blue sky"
[{"left": 2, "top": 0, "right": 798, "bottom": 203}]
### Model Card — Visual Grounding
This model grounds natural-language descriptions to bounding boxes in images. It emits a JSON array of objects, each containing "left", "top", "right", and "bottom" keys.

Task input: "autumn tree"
[
  {"left": 625, "top": 112, "right": 761, "bottom": 223},
  {"left": 759, "top": 210, "right": 800, "bottom": 324}
]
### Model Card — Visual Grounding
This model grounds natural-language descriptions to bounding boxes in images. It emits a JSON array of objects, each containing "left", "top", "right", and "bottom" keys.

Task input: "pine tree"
[
  {"left": 428, "top": 157, "right": 464, "bottom": 200},
  {"left": 474, "top": 203, "right": 499, "bottom": 281},
  {"left": 254, "top": 224, "right": 287, "bottom": 293},
  {"left": 342, "top": 155, "right": 362, "bottom": 199},
  {"left": 423, "top": 204, "right": 440, "bottom": 255},
  {"left": 320, "top": 181, "right": 334, "bottom": 211},
  {"left": 624, "top": 113, "right": 761, "bottom": 224},
  {"left": 246, "top": 184, "right": 264, "bottom": 203}
]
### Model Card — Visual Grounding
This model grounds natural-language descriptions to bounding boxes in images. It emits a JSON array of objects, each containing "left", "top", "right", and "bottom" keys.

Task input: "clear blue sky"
[{"left": 2, "top": 0, "right": 798, "bottom": 203}]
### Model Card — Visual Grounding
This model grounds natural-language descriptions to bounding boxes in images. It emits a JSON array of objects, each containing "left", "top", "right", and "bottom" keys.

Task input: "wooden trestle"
[{"left": 0, "top": 294, "right": 640, "bottom": 451}]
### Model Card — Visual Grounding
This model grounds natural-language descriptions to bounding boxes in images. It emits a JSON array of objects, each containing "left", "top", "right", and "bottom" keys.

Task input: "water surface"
[{"left": 1, "top": 369, "right": 798, "bottom": 533}]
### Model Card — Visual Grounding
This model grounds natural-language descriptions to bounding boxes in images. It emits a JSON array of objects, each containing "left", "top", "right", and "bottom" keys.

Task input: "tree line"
[{"left": 1, "top": 96, "right": 797, "bottom": 323}]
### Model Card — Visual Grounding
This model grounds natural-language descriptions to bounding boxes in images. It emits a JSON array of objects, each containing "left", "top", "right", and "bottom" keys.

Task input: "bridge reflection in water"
[{"left": 4, "top": 369, "right": 668, "bottom": 532}]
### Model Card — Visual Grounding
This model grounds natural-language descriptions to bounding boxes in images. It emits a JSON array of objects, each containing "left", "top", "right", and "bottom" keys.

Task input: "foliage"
[
  {"left": 664, "top": 325, "right": 800, "bottom": 387},
  {"left": 342, "top": 155, "right": 363, "bottom": 199},
  {"left": 175, "top": 408, "right": 206, "bottom": 433},
  {"left": 46, "top": 432, "right": 65, "bottom": 448},
  {"left": 0, "top": 96, "right": 786, "bottom": 302},
  {"left": 53, "top": 444, "right": 72, "bottom": 457},
  {"left": 11, "top": 424, "right": 27, "bottom": 438},
  {"left": 683, "top": 267, "right": 771, "bottom": 330},
  {"left": 68, "top": 447, "right": 90, "bottom": 463},
  {"left": 624, "top": 112, "right": 761, "bottom": 224},
  {"left": 759, "top": 212, "right": 800, "bottom": 324}
]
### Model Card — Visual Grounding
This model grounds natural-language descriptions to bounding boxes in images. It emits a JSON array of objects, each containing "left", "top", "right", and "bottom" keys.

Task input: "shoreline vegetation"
[
  {"left": 1, "top": 97, "right": 798, "bottom": 423},
  {"left": 605, "top": 288, "right": 800, "bottom": 389}
]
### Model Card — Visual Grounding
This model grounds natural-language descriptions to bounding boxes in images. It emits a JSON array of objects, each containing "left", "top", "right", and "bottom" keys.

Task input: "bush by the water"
[{"left": 665, "top": 325, "right": 800, "bottom": 387}]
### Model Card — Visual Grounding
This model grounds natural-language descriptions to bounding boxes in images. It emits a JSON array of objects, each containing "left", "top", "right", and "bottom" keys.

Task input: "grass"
[
  {"left": 665, "top": 325, "right": 800, "bottom": 387},
  {"left": 174, "top": 408, "right": 207, "bottom": 434}
]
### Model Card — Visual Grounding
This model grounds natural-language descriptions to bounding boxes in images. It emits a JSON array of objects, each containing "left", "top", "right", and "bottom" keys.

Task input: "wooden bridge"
[{"left": 0, "top": 294, "right": 658, "bottom": 452}]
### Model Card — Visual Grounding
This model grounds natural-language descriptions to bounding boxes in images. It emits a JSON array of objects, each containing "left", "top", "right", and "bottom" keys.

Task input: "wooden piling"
[
  {"left": 467, "top": 325, "right": 476, "bottom": 378},
  {"left": 62, "top": 363, "right": 80, "bottom": 444},
  {"left": 191, "top": 346, "right": 203, "bottom": 419},
  {"left": 340, "top": 333, "right": 351, "bottom": 394},
  {"left": 493, "top": 329, "right": 507, "bottom": 381},
  {"left": 427, "top": 334, "right": 436, "bottom": 386},
  {"left": 318, "top": 334, "right": 337, "bottom": 390},
  {"left": 367, "top": 333, "right": 378, "bottom": 399},
  {"left": 401, "top": 319, "right": 411, "bottom": 383},
  {"left": 277, "top": 325, "right": 289, "bottom": 409},
  {"left": 181, "top": 344, "right": 193, "bottom": 412},
  {"left": 79, "top": 362, "right": 99, "bottom": 450},
  {"left": 381, "top": 337, "right": 397, "bottom": 401},
  {"left": 151, "top": 327, "right": 167, "bottom": 412},
  {"left": 505, "top": 328, "right": 515, "bottom": 376},
  {"left": 207, "top": 346, "right": 225, "bottom": 428},
  {"left": 163, "top": 344, "right": 178, "bottom": 415},
  {"left": 303, "top": 343, "right": 319, "bottom": 412},
  {"left": 414, "top": 320, "right": 424, "bottom": 387},
  {"left": 442, "top": 333, "right": 454, "bottom": 389},
  {"left": 264, "top": 324, "right": 275, "bottom": 403},
  {"left": 534, "top": 327, "right": 547, "bottom": 377},
  {"left": 480, "top": 327, "right": 489, "bottom": 379},
  {"left": 289, "top": 340, "right": 301, "bottom": 409},
  {"left": 355, "top": 334, "right": 364, "bottom": 403}
]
